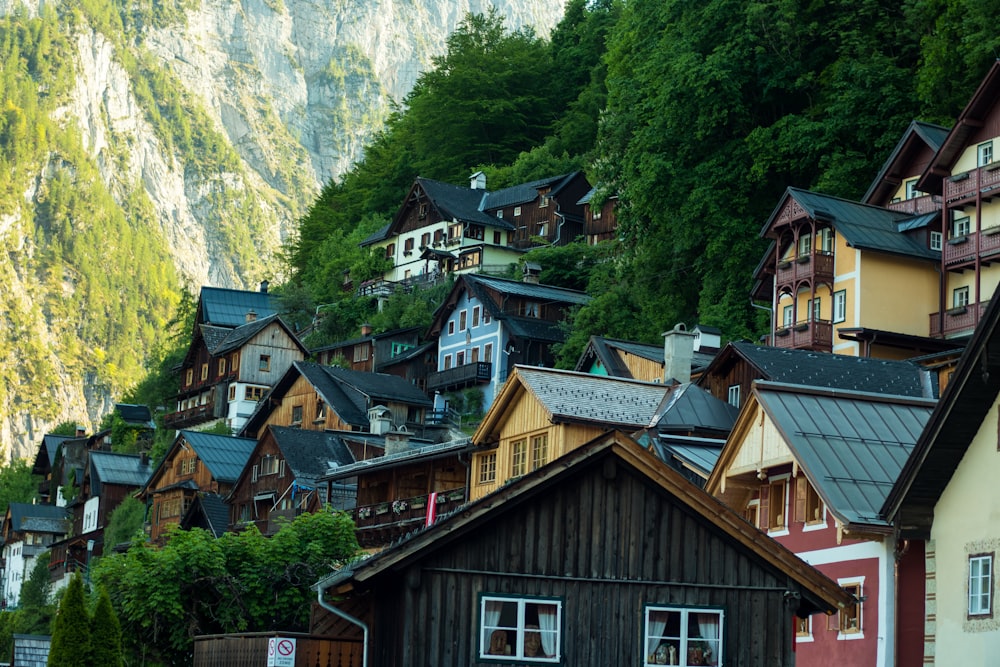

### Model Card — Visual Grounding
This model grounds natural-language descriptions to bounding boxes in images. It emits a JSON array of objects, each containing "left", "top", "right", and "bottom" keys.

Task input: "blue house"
[{"left": 425, "top": 270, "right": 590, "bottom": 411}]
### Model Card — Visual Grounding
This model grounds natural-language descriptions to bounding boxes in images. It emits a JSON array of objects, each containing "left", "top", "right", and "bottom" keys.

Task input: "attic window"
[
  {"left": 419, "top": 203, "right": 428, "bottom": 219},
  {"left": 258, "top": 354, "right": 271, "bottom": 372},
  {"left": 260, "top": 455, "right": 280, "bottom": 476},
  {"left": 291, "top": 405, "right": 303, "bottom": 425}
]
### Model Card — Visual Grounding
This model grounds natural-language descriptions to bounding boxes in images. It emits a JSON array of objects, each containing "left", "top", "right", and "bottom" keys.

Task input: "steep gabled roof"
[
  {"left": 919, "top": 60, "right": 1000, "bottom": 193},
  {"left": 197, "top": 286, "right": 279, "bottom": 327},
  {"left": 210, "top": 314, "right": 307, "bottom": 356},
  {"left": 863, "top": 120, "right": 950, "bottom": 204},
  {"left": 33, "top": 434, "right": 75, "bottom": 474},
  {"left": 324, "top": 365, "right": 433, "bottom": 406},
  {"left": 317, "top": 431, "right": 855, "bottom": 617},
  {"left": 643, "top": 433, "right": 724, "bottom": 481},
  {"left": 180, "top": 493, "right": 231, "bottom": 538},
  {"left": 323, "top": 438, "right": 469, "bottom": 482},
  {"left": 650, "top": 383, "right": 738, "bottom": 436},
  {"left": 267, "top": 426, "right": 356, "bottom": 487},
  {"left": 5, "top": 502, "right": 71, "bottom": 534},
  {"left": 88, "top": 451, "right": 153, "bottom": 493},
  {"left": 883, "top": 280, "right": 1000, "bottom": 536},
  {"left": 749, "top": 382, "right": 934, "bottom": 530},
  {"left": 143, "top": 431, "right": 257, "bottom": 490},
  {"left": 762, "top": 188, "right": 940, "bottom": 261},
  {"left": 465, "top": 274, "right": 591, "bottom": 306},
  {"left": 699, "top": 342, "right": 935, "bottom": 398},
  {"left": 115, "top": 403, "right": 156, "bottom": 428},
  {"left": 480, "top": 172, "right": 579, "bottom": 210}
]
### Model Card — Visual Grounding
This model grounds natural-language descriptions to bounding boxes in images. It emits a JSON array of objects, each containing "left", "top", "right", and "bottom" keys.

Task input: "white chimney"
[
  {"left": 470, "top": 171, "right": 487, "bottom": 190},
  {"left": 662, "top": 323, "right": 696, "bottom": 384},
  {"left": 368, "top": 405, "right": 392, "bottom": 435},
  {"left": 522, "top": 262, "right": 542, "bottom": 284}
]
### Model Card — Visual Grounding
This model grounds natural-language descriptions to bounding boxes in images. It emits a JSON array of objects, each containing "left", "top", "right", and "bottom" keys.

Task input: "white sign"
[{"left": 266, "top": 637, "right": 296, "bottom": 667}]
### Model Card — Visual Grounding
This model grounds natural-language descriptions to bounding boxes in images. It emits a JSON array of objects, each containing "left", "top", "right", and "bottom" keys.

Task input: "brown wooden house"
[
  {"left": 137, "top": 431, "right": 256, "bottom": 542},
  {"left": 578, "top": 187, "right": 618, "bottom": 245},
  {"left": 314, "top": 431, "right": 854, "bottom": 667},
  {"left": 227, "top": 426, "right": 355, "bottom": 535},
  {"left": 311, "top": 325, "right": 422, "bottom": 372}
]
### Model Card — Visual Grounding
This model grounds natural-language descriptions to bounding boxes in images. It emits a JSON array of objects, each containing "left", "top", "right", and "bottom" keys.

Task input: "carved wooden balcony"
[
  {"left": 775, "top": 252, "right": 834, "bottom": 288},
  {"left": 929, "top": 301, "right": 988, "bottom": 338},
  {"left": 770, "top": 319, "right": 833, "bottom": 352}
]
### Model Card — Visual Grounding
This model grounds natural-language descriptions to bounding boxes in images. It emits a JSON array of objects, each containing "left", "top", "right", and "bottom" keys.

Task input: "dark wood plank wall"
[{"left": 366, "top": 460, "right": 797, "bottom": 666}]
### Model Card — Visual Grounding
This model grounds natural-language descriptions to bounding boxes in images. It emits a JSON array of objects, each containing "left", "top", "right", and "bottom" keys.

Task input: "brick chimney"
[
  {"left": 662, "top": 323, "right": 696, "bottom": 384},
  {"left": 361, "top": 323, "right": 373, "bottom": 337}
]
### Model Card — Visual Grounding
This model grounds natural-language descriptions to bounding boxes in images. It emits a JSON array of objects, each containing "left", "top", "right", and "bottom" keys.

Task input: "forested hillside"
[{"left": 281, "top": 0, "right": 1000, "bottom": 369}]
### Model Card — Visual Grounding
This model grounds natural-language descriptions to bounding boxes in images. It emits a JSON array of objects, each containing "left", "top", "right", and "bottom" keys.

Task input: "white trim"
[{"left": 766, "top": 473, "right": 791, "bottom": 537}]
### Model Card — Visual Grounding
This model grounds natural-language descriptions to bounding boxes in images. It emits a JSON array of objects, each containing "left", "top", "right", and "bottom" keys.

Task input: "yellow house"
[
  {"left": 884, "top": 283, "right": 1000, "bottom": 665},
  {"left": 469, "top": 366, "right": 669, "bottom": 500}
]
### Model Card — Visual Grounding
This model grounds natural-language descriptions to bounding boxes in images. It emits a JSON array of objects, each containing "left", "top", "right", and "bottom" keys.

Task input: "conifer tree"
[
  {"left": 47, "top": 573, "right": 90, "bottom": 667},
  {"left": 89, "top": 587, "right": 123, "bottom": 666}
]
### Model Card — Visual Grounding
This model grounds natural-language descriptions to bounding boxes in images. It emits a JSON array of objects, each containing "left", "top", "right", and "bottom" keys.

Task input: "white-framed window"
[
  {"left": 258, "top": 354, "right": 271, "bottom": 372},
  {"left": 798, "top": 233, "right": 812, "bottom": 257},
  {"left": 531, "top": 434, "right": 548, "bottom": 471},
  {"left": 834, "top": 578, "right": 864, "bottom": 638},
  {"left": 833, "top": 290, "right": 846, "bottom": 324},
  {"left": 954, "top": 286, "right": 970, "bottom": 309},
  {"left": 480, "top": 595, "right": 561, "bottom": 662},
  {"left": 496, "top": 210, "right": 504, "bottom": 219},
  {"left": 511, "top": 439, "right": 527, "bottom": 477},
  {"left": 443, "top": 354, "right": 452, "bottom": 370},
  {"left": 743, "top": 499, "right": 759, "bottom": 528},
  {"left": 782, "top": 304, "right": 794, "bottom": 328},
  {"left": 767, "top": 474, "right": 789, "bottom": 534},
  {"left": 930, "top": 230, "right": 943, "bottom": 251},
  {"left": 969, "top": 554, "right": 993, "bottom": 616},
  {"left": 727, "top": 385, "right": 740, "bottom": 408},
  {"left": 795, "top": 614, "right": 813, "bottom": 643},
  {"left": 643, "top": 605, "right": 723, "bottom": 667},
  {"left": 953, "top": 216, "right": 970, "bottom": 238},
  {"left": 979, "top": 140, "right": 994, "bottom": 167},
  {"left": 794, "top": 476, "right": 824, "bottom": 526},
  {"left": 473, "top": 306, "right": 481, "bottom": 327},
  {"left": 818, "top": 227, "right": 834, "bottom": 253},
  {"left": 514, "top": 206, "right": 522, "bottom": 217},
  {"left": 905, "top": 179, "right": 921, "bottom": 200},
  {"left": 807, "top": 297, "right": 821, "bottom": 322},
  {"left": 460, "top": 310, "right": 468, "bottom": 331},
  {"left": 260, "top": 455, "right": 280, "bottom": 476}
]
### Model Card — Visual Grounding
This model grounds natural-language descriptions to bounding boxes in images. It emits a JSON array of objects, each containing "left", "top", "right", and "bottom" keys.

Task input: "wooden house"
[
  {"left": 706, "top": 381, "right": 934, "bottom": 667},
  {"left": 425, "top": 272, "right": 590, "bottom": 410},
  {"left": 578, "top": 186, "right": 618, "bottom": 245},
  {"left": 314, "top": 431, "right": 854, "bottom": 667},
  {"left": 322, "top": 438, "right": 470, "bottom": 550},
  {"left": 238, "top": 361, "right": 435, "bottom": 441},
  {"left": 136, "top": 431, "right": 256, "bottom": 542},
  {"left": 31, "top": 433, "right": 78, "bottom": 505},
  {"left": 574, "top": 326, "right": 720, "bottom": 383},
  {"left": 883, "top": 280, "right": 1000, "bottom": 665},
  {"left": 696, "top": 341, "right": 938, "bottom": 412},
  {"left": 227, "top": 426, "right": 355, "bottom": 535},
  {"left": 165, "top": 285, "right": 308, "bottom": 433},
  {"left": 1, "top": 503, "right": 69, "bottom": 608},
  {"left": 311, "top": 325, "right": 421, "bottom": 373}
]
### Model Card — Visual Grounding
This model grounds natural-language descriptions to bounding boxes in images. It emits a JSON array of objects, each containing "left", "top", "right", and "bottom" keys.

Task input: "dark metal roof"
[
  {"left": 706, "top": 342, "right": 935, "bottom": 398},
  {"left": 646, "top": 434, "right": 724, "bottom": 480},
  {"left": 465, "top": 274, "right": 591, "bottom": 306},
  {"left": 756, "top": 382, "right": 935, "bottom": 529},
  {"left": 480, "top": 173, "right": 578, "bottom": 210},
  {"left": 34, "top": 434, "right": 74, "bottom": 472},
  {"left": 181, "top": 493, "right": 231, "bottom": 538},
  {"left": 88, "top": 451, "right": 153, "bottom": 492},
  {"left": 115, "top": 403, "right": 155, "bottom": 428},
  {"left": 416, "top": 178, "right": 510, "bottom": 229},
  {"left": 323, "top": 438, "right": 469, "bottom": 481},
  {"left": 198, "top": 286, "right": 279, "bottom": 327},
  {"left": 764, "top": 188, "right": 940, "bottom": 261},
  {"left": 863, "top": 120, "right": 950, "bottom": 203},
  {"left": 324, "top": 365, "right": 433, "bottom": 407},
  {"left": 177, "top": 431, "right": 257, "bottom": 484},
  {"left": 650, "top": 383, "right": 738, "bottom": 435},
  {"left": 5, "top": 502, "right": 70, "bottom": 534},
  {"left": 268, "top": 426, "right": 356, "bottom": 487},
  {"left": 360, "top": 222, "right": 392, "bottom": 246}
]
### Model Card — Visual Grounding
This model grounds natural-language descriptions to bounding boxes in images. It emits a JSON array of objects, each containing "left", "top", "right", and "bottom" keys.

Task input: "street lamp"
[{"left": 85, "top": 540, "right": 95, "bottom": 587}]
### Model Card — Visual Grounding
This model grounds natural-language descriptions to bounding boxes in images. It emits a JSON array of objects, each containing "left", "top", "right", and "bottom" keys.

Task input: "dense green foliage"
[
  {"left": 102, "top": 496, "right": 146, "bottom": 548},
  {"left": 48, "top": 574, "right": 91, "bottom": 666},
  {"left": 0, "top": 458, "right": 38, "bottom": 514},
  {"left": 93, "top": 510, "right": 359, "bottom": 665}
]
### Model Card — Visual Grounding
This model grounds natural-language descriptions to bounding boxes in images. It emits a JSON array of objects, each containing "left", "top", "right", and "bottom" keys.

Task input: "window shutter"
[
  {"left": 794, "top": 478, "right": 808, "bottom": 523},
  {"left": 252, "top": 465, "right": 258, "bottom": 482}
]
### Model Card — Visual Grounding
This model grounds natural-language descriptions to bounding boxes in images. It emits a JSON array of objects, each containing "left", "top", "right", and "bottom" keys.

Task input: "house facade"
[
  {"left": 315, "top": 432, "right": 854, "bottom": 667},
  {"left": 310, "top": 325, "right": 421, "bottom": 373},
  {"left": 707, "top": 382, "right": 934, "bottom": 667},
  {"left": 426, "top": 272, "right": 590, "bottom": 410},
  {"left": 578, "top": 187, "right": 618, "bottom": 245},
  {"left": 1, "top": 503, "right": 70, "bottom": 608}
]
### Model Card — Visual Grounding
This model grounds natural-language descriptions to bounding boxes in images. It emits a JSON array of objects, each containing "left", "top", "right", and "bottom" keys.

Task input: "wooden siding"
[
  {"left": 238, "top": 327, "right": 304, "bottom": 385},
  {"left": 146, "top": 441, "right": 231, "bottom": 542},
  {"left": 364, "top": 464, "right": 799, "bottom": 666},
  {"left": 257, "top": 376, "right": 354, "bottom": 433},
  {"left": 728, "top": 409, "right": 792, "bottom": 476},
  {"left": 620, "top": 351, "right": 662, "bottom": 383},
  {"left": 193, "top": 633, "right": 362, "bottom": 667},
  {"left": 700, "top": 356, "right": 762, "bottom": 406}
]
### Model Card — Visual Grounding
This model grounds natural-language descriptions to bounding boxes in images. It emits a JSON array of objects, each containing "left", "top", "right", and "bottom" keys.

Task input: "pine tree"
[
  {"left": 47, "top": 573, "right": 91, "bottom": 667},
  {"left": 89, "top": 587, "right": 123, "bottom": 666}
]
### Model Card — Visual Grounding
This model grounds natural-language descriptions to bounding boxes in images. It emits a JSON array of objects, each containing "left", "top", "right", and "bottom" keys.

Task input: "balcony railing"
[
  {"left": 426, "top": 361, "right": 492, "bottom": 391},
  {"left": 887, "top": 195, "right": 942, "bottom": 214},
  {"left": 944, "top": 164, "right": 1000, "bottom": 204},
  {"left": 775, "top": 252, "right": 834, "bottom": 287},
  {"left": 942, "top": 228, "right": 1000, "bottom": 269},
  {"left": 163, "top": 400, "right": 217, "bottom": 429},
  {"left": 353, "top": 490, "right": 466, "bottom": 547},
  {"left": 771, "top": 319, "right": 833, "bottom": 351},
  {"left": 929, "top": 301, "right": 988, "bottom": 338}
]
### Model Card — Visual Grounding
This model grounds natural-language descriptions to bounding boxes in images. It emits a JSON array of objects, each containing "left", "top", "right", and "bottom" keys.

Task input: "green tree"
[
  {"left": 103, "top": 496, "right": 146, "bottom": 549},
  {"left": 48, "top": 573, "right": 90, "bottom": 667},
  {"left": 89, "top": 587, "right": 123, "bottom": 667},
  {"left": 0, "top": 458, "right": 37, "bottom": 514}
]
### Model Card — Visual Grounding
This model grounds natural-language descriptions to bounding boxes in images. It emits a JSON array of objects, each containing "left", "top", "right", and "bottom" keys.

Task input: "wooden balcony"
[
  {"left": 426, "top": 361, "right": 492, "bottom": 392},
  {"left": 353, "top": 490, "right": 466, "bottom": 548},
  {"left": 929, "top": 301, "right": 988, "bottom": 338},
  {"left": 887, "top": 195, "right": 942, "bottom": 214},
  {"left": 775, "top": 252, "right": 834, "bottom": 288},
  {"left": 163, "top": 400, "right": 217, "bottom": 429},
  {"left": 943, "top": 228, "right": 1000, "bottom": 269},
  {"left": 944, "top": 163, "right": 1000, "bottom": 206},
  {"left": 771, "top": 319, "right": 833, "bottom": 352}
]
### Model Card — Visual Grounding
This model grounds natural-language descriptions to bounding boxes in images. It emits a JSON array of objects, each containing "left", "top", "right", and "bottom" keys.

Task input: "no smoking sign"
[{"left": 266, "top": 637, "right": 297, "bottom": 666}]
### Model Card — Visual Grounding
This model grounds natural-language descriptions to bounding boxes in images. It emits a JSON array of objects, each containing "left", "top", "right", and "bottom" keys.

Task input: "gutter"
[{"left": 315, "top": 576, "right": 369, "bottom": 667}]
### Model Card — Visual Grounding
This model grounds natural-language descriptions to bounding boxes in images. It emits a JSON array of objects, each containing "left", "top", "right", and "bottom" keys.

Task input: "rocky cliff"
[{"left": 0, "top": 0, "right": 562, "bottom": 463}]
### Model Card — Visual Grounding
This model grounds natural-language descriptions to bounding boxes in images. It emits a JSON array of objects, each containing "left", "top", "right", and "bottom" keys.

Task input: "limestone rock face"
[{"left": 0, "top": 0, "right": 562, "bottom": 462}]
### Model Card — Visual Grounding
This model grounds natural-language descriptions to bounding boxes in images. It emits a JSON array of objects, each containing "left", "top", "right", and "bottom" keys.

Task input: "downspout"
[{"left": 316, "top": 579, "right": 369, "bottom": 667}]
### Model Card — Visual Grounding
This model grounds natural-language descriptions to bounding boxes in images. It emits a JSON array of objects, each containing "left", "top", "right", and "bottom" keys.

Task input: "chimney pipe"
[
  {"left": 246, "top": 309, "right": 257, "bottom": 323},
  {"left": 662, "top": 323, "right": 696, "bottom": 384}
]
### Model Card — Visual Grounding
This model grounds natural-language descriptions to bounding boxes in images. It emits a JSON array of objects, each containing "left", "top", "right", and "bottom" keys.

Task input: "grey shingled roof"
[
  {"left": 418, "top": 178, "right": 511, "bottom": 228},
  {"left": 178, "top": 431, "right": 257, "bottom": 484},
  {"left": 514, "top": 366, "right": 668, "bottom": 428},
  {"left": 12, "top": 634, "right": 51, "bottom": 667},
  {"left": 198, "top": 286, "right": 279, "bottom": 327},
  {"left": 725, "top": 342, "right": 934, "bottom": 397},
  {"left": 324, "top": 365, "right": 433, "bottom": 406},
  {"left": 89, "top": 452, "right": 153, "bottom": 493},
  {"left": 764, "top": 188, "right": 940, "bottom": 261},
  {"left": 465, "top": 274, "right": 591, "bottom": 307},
  {"left": 650, "top": 383, "right": 738, "bottom": 435},
  {"left": 756, "top": 382, "right": 935, "bottom": 527},
  {"left": 268, "top": 426, "right": 356, "bottom": 487},
  {"left": 296, "top": 362, "right": 369, "bottom": 427}
]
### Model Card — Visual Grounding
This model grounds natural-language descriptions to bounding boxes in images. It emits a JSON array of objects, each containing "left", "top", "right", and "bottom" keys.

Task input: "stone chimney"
[
  {"left": 245, "top": 309, "right": 257, "bottom": 323},
  {"left": 361, "top": 323, "right": 373, "bottom": 337},
  {"left": 522, "top": 262, "right": 542, "bottom": 284},
  {"left": 259, "top": 280, "right": 269, "bottom": 293},
  {"left": 470, "top": 170, "right": 487, "bottom": 190},
  {"left": 384, "top": 428, "right": 411, "bottom": 456},
  {"left": 662, "top": 323, "right": 696, "bottom": 384}
]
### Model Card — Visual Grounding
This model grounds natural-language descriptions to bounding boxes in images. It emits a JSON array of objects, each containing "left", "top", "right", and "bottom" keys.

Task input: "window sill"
[
  {"left": 985, "top": 162, "right": 1000, "bottom": 172},
  {"left": 796, "top": 255, "right": 811, "bottom": 264}
]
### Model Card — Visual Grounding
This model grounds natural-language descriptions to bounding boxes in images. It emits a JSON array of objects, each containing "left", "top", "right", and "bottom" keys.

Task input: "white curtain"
[
  {"left": 646, "top": 612, "right": 667, "bottom": 664},
  {"left": 484, "top": 600, "right": 503, "bottom": 654},
  {"left": 695, "top": 613, "right": 720, "bottom": 666},
  {"left": 537, "top": 605, "right": 558, "bottom": 658}
]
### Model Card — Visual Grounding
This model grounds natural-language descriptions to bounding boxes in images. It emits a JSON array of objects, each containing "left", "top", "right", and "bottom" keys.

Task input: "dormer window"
[
  {"left": 905, "top": 179, "right": 921, "bottom": 200},
  {"left": 539, "top": 194, "right": 550, "bottom": 208},
  {"left": 979, "top": 141, "right": 994, "bottom": 167}
]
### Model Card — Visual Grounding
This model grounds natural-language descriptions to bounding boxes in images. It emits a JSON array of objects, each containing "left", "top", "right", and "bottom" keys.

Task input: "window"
[
  {"left": 481, "top": 595, "right": 560, "bottom": 662},
  {"left": 404, "top": 237, "right": 415, "bottom": 254},
  {"left": 930, "top": 231, "right": 943, "bottom": 251},
  {"left": 954, "top": 286, "right": 970, "bottom": 309},
  {"left": 496, "top": 210, "right": 504, "bottom": 219},
  {"left": 643, "top": 606, "right": 722, "bottom": 667},
  {"left": 185, "top": 369, "right": 194, "bottom": 386},
  {"left": 229, "top": 385, "right": 237, "bottom": 401},
  {"left": 836, "top": 581, "right": 863, "bottom": 636},
  {"left": 531, "top": 434, "right": 548, "bottom": 471},
  {"left": 798, "top": 233, "right": 812, "bottom": 257},
  {"left": 521, "top": 302, "right": 541, "bottom": 318},
  {"left": 258, "top": 355, "right": 271, "bottom": 372},
  {"left": 444, "top": 355, "right": 452, "bottom": 370},
  {"left": 514, "top": 206, "right": 522, "bottom": 217},
  {"left": 245, "top": 386, "right": 266, "bottom": 402},
  {"left": 180, "top": 457, "right": 197, "bottom": 475},
  {"left": 795, "top": 615, "right": 812, "bottom": 641},
  {"left": 979, "top": 141, "right": 994, "bottom": 167},
  {"left": 316, "top": 399, "right": 327, "bottom": 421},
  {"left": 833, "top": 290, "right": 846, "bottom": 323},
  {"left": 460, "top": 310, "right": 468, "bottom": 331},
  {"left": 421, "top": 232, "right": 431, "bottom": 247},
  {"left": 231, "top": 352, "right": 239, "bottom": 371},
  {"left": 456, "top": 351, "right": 465, "bottom": 366},
  {"left": 385, "top": 243, "right": 395, "bottom": 258},
  {"left": 806, "top": 297, "right": 821, "bottom": 322},
  {"left": 473, "top": 306, "right": 481, "bottom": 327},
  {"left": 794, "top": 477, "right": 824, "bottom": 525},
  {"left": 539, "top": 194, "right": 550, "bottom": 208},
  {"left": 493, "top": 230, "right": 502, "bottom": 244},
  {"left": 818, "top": 227, "right": 834, "bottom": 253},
  {"left": 484, "top": 310, "right": 492, "bottom": 325},
  {"left": 953, "top": 216, "right": 971, "bottom": 238},
  {"left": 478, "top": 452, "right": 497, "bottom": 484},
  {"left": 433, "top": 229, "right": 443, "bottom": 245},
  {"left": 448, "top": 321, "right": 456, "bottom": 336},
  {"left": 511, "top": 439, "right": 528, "bottom": 477},
  {"left": 743, "top": 500, "right": 759, "bottom": 528},
  {"left": 201, "top": 363, "right": 209, "bottom": 381},
  {"left": 768, "top": 478, "right": 787, "bottom": 532},
  {"left": 291, "top": 405, "right": 303, "bottom": 425},
  {"left": 218, "top": 359, "right": 226, "bottom": 376},
  {"left": 782, "top": 305, "right": 794, "bottom": 328},
  {"left": 727, "top": 385, "right": 740, "bottom": 408},
  {"left": 468, "top": 225, "right": 485, "bottom": 241},
  {"left": 472, "top": 347, "right": 480, "bottom": 363},
  {"left": 449, "top": 223, "right": 463, "bottom": 241},
  {"left": 970, "top": 554, "right": 993, "bottom": 616},
  {"left": 484, "top": 343, "right": 493, "bottom": 362},
  {"left": 353, "top": 345, "right": 370, "bottom": 362},
  {"left": 260, "top": 455, "right": 280, "bottom": 476},
  {"left": 905, "top": 179, "right": 921, "bottom": 200}
]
